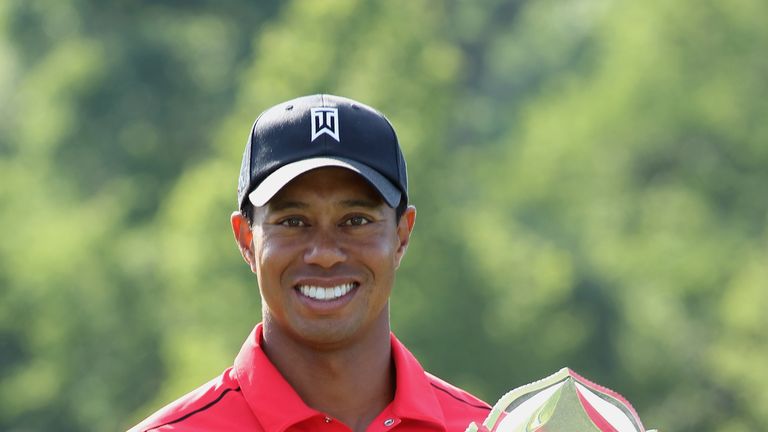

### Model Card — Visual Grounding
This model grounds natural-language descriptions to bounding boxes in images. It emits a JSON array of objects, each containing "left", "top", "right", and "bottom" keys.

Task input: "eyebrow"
[
  {"left": 339, "top": 198, "right": 383, "bottom": 209},
  {"left": 268, "top": 200, "right": 309, "bottom": 212},
  {"left": 268, "top": 198, "right": 383, "bottom": 212}
]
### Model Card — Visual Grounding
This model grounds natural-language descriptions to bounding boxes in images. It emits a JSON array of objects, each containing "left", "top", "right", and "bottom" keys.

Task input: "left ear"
[{"left": 394, "top": 205, "right": 417, "bottom": 268}]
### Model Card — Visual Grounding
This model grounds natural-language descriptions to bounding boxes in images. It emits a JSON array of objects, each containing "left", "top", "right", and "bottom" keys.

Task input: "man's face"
[{"left": 232, "top": 167, "right": 415, "bottom": 348}]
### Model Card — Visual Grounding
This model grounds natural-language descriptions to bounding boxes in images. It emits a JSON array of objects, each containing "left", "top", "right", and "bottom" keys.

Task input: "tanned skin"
[{"left": 231, "top": 167, "right": 416, "bottom": 432}]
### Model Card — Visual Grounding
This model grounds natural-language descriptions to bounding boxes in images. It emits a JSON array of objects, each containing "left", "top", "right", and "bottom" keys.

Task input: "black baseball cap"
[{"left": 237, "top": 94, "right": 408, "bottom": 210}]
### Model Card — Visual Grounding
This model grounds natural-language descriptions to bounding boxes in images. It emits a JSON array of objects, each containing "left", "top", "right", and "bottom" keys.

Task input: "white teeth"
[{"left": 298, "top": 283, "right": 355, "bottom": 301}]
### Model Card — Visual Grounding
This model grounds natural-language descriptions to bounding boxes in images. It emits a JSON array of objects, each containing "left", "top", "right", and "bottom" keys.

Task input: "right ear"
[{"left": 231, "top": 211, "right": 257, "bottom": 273}]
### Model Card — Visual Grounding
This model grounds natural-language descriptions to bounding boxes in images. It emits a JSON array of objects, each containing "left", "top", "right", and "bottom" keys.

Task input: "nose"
[{"left": 303, "top": 228, "right": 346, "bottom": 268}]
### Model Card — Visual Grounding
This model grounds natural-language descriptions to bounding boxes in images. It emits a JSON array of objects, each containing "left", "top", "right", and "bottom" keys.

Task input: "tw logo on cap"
[{"left": 311, "top": 107, "right": 340, "bottom": 142}]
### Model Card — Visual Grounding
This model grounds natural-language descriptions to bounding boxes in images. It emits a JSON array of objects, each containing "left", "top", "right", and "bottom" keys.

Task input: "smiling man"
[{"left": 130, "top": 94, "right": 490, "bottom": 432}]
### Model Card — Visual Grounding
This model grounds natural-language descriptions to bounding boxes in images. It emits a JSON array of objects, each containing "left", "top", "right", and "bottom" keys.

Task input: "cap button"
[
  {"left": 324, "top": 416, "right": 332, "bottom": 423},
  {"left": 383, "top": 418, "right": 395, "bottom": 427}
]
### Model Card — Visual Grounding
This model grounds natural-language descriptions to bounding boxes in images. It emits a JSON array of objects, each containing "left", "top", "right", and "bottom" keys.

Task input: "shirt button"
[
  {"left": 384, "top": 418, "right": 395, "bottom": 427},
  {"left": 324, "top": 416, "right": 332, "bottom": 423}
]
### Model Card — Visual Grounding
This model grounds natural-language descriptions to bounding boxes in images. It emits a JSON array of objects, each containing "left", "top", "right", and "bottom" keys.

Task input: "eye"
[
  {"left": 342, "top": 215, "right": 371, "bottom": 226},
  {"left": 279, "top": 216, "right": 307, "bottom": 227}
]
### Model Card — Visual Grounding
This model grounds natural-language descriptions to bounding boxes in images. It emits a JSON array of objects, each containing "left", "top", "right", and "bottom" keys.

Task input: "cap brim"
[{"left": 248, "top": 157, "right": 402, "bottom": 208}]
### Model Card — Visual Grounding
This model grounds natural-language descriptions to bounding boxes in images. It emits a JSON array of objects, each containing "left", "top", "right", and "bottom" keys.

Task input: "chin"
[{"left": 292, "top": 317, "right": 378, "bottom": 349}]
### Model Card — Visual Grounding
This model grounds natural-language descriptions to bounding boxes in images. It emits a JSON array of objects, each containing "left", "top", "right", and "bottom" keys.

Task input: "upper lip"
[{"left": 293, "top": 277, "right": 360, "bottom": 289}]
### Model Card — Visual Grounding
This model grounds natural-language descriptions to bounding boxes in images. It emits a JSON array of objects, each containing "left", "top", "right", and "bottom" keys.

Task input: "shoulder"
[
  {"left": 128, "top": 367, "right": 259, "bottom": 432},
  {"left": 426, "top": 372, "right": 491, "bottom": 429},
  {"left": 390, "top": 333, "right": 490, "bottom": 429},
  {"left": 426, "top": 372, "right": 491, "bottom": 411}
]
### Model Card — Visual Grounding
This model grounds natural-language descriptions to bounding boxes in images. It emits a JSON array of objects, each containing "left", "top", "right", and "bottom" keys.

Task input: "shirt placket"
[
  {"left": 364, "top": 405, "right": 402, "bottom": 432},
  {"left": 291, "top": 409, "right": 404, "bottom": 432}
]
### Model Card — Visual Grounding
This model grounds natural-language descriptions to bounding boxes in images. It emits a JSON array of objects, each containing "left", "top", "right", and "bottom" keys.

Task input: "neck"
[{"left": 261, "top": 313, "right": 395, "bottom": 432}]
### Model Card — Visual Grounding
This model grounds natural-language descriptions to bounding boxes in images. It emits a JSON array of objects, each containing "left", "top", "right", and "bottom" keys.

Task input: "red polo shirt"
[{"left": 130, "top": 324, "right": 490, "bottom": 431}]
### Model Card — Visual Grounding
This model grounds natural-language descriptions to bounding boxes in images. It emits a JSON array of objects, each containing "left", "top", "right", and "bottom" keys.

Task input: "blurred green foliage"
[{"left": 1, "top": 0, "right": 766, "bottom": 431}]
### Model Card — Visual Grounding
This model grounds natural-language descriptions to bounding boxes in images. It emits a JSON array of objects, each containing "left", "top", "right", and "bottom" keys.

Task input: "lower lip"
[{"left": 295, "top": 285, "right": 358, "bottom": 312}]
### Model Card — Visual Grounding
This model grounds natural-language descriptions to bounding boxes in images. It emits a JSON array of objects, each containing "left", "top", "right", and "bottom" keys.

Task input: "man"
[{"left": 130, "top": 94, "right": 490, "bottom": 431}]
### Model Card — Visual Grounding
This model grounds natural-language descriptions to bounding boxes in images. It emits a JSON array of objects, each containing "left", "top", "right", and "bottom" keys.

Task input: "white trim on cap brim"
[{"left": 248, "top": 157, "right": 402, "bottom": 208}]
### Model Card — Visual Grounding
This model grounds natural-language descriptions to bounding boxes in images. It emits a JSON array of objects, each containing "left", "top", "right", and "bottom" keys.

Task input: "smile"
[{"left": 297, "top": 283, "right": 357, "bottom": 301}]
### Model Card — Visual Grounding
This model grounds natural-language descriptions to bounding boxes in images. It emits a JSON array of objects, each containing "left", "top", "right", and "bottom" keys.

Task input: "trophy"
[{"left": 467, "top": 368, "right": 657, "bottom": 432}]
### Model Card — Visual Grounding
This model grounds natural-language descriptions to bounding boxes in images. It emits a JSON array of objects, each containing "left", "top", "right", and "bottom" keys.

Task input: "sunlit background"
[{"left": 1, "top": 1, "right": 766, "bottom": 431}]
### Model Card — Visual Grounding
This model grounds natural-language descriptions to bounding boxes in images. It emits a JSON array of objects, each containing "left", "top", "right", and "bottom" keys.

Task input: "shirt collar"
[
  {"left": 389, "top": 332, "right": 445, "bottom": 427},
  {"left": 234, "top": 324, "right": 318, "bottom": 431},
  {"left": 234, "top": 324, "right": 446, "bottom": 431}
]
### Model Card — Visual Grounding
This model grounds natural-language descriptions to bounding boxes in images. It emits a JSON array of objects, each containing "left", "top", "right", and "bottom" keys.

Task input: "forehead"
[{"left": 267, "top": 167, "right": 385, "bottom": 206}]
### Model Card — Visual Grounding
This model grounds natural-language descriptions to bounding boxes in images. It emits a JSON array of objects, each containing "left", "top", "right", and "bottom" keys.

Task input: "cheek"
[
  {"left": 253, "top": 234, "right": 285, "bottom": 278},
  {"left": 253, "top": 233, "right": 308, "bottom": 282},
  {"left": 354, "top": 231, "right": 401, "bottom": 269}
]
